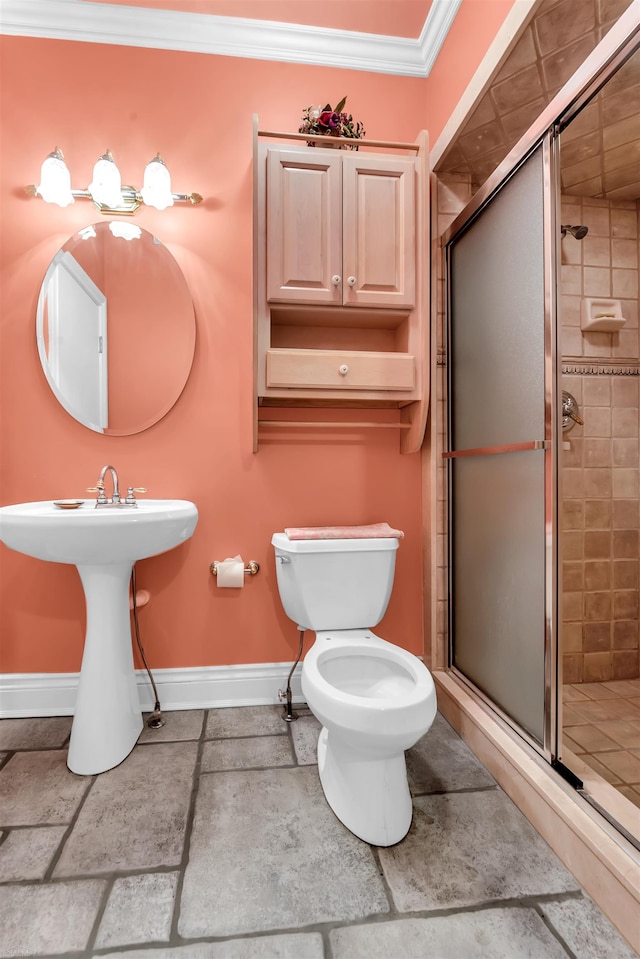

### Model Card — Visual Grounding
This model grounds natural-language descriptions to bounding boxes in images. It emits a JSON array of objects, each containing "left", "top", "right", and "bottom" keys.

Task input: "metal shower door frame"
[{"left": 443, "top": 133, "right": 559, "bottom": 761}]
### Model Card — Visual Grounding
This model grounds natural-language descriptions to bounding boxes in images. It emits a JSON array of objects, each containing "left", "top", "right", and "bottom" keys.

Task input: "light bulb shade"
[
  {"left": 89, "top": 153, "right": 122, "bottom": 208},
  {"left": 109, "top": 222, "right": 141, "bottom": 241},
  {"left": 37, "top": 152, "right": 74, "bottom": 207},
  {"left": 142, "top": 156, "right": 174, "bottom": 211}
]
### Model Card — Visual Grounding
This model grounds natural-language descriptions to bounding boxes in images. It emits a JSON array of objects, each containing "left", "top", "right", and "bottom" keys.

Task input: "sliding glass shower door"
[{"left": 446, "top": 138, "right": 557, "bottom": 752}]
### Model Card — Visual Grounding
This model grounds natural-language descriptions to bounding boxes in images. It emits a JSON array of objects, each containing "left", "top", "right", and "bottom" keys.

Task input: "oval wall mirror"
[{"left": 36, "top": 222, "right": 196, "bottom": 435}]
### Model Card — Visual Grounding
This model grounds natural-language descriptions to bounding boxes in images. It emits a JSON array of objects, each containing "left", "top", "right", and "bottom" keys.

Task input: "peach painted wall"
[
  {"left": 425, "top": 0, "right": 520, "bottom": 144},
  {"left": 0, "top": 36, "right": 428, "bottom": 676},
  {"left": 0, "top": 7, "right": 515, "bottom": 678},
  {"left": 103, "top": 235, "right": 194, "bottom": 433}
]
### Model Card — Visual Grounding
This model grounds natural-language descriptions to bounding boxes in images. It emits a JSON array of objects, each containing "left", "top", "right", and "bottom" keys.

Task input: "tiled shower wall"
[
  {"left": 560, "top": 196, "right": 640, "bottom": 684},
  {"left": 432, "top": 174, "right": 474, "bottom": 671}
]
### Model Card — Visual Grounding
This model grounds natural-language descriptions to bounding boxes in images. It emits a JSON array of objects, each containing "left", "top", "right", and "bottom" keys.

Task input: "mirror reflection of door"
[{"left": 45, "top": 251, "right": 108, "bottom": 432}]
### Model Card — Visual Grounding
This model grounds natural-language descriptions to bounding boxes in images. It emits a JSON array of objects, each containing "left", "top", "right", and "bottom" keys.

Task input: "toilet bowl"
[
  {"left": 303, "top": 628, "right": 436, "bottom": 845},
  {"left": 272, "top": 531, "right": 437, "bottom": 846}
]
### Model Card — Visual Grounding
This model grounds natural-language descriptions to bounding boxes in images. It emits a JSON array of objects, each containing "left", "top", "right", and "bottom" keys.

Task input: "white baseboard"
[{"left": 0, "top": 662, "right": 304, "bottom": 718}]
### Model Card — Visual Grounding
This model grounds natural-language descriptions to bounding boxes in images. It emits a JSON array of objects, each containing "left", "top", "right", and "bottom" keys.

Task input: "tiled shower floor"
[
  {"left": 562, "top": 678, "right": 640, "bottom": 843},
  {"left": 0, "top": 706, "right": 637, "bottom": 958},
  {"left": 562, "top": 679, "right": 640, "bottom": 801}
]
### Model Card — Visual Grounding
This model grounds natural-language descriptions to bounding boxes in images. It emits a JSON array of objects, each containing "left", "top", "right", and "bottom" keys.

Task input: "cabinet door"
[
  {"left": 342, "top": 155, "right": 416, "bottom": 308},
  {"left": 266, "top": 150, "right": 342, "bottom": 304}
]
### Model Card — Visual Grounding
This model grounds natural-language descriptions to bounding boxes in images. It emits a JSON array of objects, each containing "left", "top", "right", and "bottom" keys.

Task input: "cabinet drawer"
[{"left": 266, "top": 349, "right": 415, "bottom": 391}]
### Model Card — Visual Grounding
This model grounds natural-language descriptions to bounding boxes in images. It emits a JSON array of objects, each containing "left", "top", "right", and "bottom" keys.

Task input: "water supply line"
[
  {"left": 130, "top": 565, "right": 165, "bottom": 728},
  {"left": 279, "top": 626, "right": 306, "bottom": 722}
]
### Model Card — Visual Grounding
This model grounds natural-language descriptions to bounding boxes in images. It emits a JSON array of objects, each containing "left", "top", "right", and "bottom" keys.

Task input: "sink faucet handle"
[
  {"left": 125, "top": 487, "right": 147, "bottom": 504},
  {"left": 86, "top": 485, "right": 108, "bottom": 504}
]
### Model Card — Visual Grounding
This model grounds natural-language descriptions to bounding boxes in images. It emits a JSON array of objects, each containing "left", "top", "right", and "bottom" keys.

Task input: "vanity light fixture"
[{"left": 28, "top": 147, "right": 203, "bottom": 215}]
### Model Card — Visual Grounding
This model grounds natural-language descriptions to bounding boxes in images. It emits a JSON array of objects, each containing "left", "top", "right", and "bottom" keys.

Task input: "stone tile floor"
[{"left": 0, "top": 705, "right": 638, "bottom": 958}]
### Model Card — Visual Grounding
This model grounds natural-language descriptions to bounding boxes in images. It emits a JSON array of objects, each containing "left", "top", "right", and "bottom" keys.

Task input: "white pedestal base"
[
  {"left": 317, "top": 726, "right": 413, "bottom": 847},
  {"left": 67, "top": 563, "right": 142, "bottom": 775}
]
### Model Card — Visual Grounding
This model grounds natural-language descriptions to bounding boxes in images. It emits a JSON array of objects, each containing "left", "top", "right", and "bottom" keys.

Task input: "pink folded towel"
[{"left": 284, "top": 523, "right": 404, "bottom": 540}]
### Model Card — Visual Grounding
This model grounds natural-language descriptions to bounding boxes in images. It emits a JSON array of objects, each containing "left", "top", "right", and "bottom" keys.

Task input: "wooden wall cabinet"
[
  {"left": 254, "top": 124, "right": 429, "bottom": 453},
  {"left": 266, "top": 150, "right": 416, "bottom": 310}
]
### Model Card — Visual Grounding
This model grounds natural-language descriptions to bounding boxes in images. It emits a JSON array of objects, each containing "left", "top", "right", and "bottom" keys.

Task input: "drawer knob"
[
  {"left": 339, "top": 364, "right": 349, "bottom": 376},
  {"left": 347, "top": 276, "right": 357, "bottom": 287},
  {"left": 331, "top": 275, "right": 341, "bottom": 286}
]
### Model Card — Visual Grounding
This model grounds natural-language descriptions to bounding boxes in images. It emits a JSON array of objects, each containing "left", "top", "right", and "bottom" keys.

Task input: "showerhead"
[{"left": 561, "top": 224, "right": 589, "bottom": 239}]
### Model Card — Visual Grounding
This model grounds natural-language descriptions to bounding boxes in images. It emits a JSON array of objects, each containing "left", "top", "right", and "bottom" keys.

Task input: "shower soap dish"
[{"left": 581, "top": 298, "right": 626, "bottom": 332}]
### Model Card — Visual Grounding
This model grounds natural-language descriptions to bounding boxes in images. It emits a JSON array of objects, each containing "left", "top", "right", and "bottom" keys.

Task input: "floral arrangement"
[{"left": 299, "top": 97, "right": 365, "bottom": 148}]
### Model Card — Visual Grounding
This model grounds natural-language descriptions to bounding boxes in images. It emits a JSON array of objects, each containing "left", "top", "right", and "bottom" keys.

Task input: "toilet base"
[{"left": 317, "top": 726, "right": 413, "bottom": 847}]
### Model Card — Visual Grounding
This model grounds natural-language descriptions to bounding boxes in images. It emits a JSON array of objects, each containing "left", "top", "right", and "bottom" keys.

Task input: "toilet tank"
[{"left": 271, "top": 532, "right": 398, "bottom": 630}]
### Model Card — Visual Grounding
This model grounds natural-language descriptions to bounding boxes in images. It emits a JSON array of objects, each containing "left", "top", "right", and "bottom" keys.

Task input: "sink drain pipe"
[
  {"left": 279, "top": 626, "right": 306, "bottom": 723},
  {"left": 130, "top": 565, "right": 165, "bottom": 728}
]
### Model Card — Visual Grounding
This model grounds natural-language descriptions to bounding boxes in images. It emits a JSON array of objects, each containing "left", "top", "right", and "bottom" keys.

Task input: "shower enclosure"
[{"left": 442, "top": 23, "right": 639, "bottom": 841}]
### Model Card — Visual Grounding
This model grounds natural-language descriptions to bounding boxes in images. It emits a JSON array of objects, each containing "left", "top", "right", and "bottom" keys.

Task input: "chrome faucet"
[
  {"left": 87, "top": 465, "right": 146, "bottom": 508},
  {"left": 100, "top": 464, "right": 121, "bottom": 504},
  {"left": 87, "top": 464, "right": 121, "bottom": 506}
]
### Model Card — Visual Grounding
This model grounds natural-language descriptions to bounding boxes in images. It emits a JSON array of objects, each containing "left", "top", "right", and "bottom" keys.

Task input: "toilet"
[{"left": 272, "top": 530, "right": 437, "bottom": 846}]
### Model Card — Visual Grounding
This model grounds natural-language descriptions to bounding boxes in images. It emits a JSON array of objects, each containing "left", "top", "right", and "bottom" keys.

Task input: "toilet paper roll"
[{"left": 216, "top": 555, "right": 245, "bottom": 588}]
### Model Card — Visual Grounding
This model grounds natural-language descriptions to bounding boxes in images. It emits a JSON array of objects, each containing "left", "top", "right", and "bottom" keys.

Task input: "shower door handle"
[{"left": 443, "top": 440, "right": 550, "bottom": 459}]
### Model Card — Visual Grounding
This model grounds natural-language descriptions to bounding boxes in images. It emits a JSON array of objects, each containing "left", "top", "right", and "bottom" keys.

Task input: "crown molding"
[
  {"left": 418, "top": 0, "right": 463, "bottom": 75},
  {"left": 0, "top": 0, "right": 462, "bottom": 77}
]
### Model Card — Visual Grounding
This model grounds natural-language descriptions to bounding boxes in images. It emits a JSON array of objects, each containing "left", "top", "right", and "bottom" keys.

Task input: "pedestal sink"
[{"left": 0, "top": 499, "right": 198, "bottom": 775}]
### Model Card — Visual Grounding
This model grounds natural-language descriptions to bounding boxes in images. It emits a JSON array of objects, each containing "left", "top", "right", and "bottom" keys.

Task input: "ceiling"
[
  {"left": 434, "top": 0, "right": 640, "bottom": 200},
  {"left": 561, "top": 45, "right": 640, "bottom": 201},
  {"left": 84, "top": 0, "right": 435, "bottom": 38}
]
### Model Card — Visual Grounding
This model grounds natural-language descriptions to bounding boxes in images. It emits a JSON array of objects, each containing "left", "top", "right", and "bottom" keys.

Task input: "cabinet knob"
[
  {"left": 331, "top": 275, "right": 341, "bottom": 286},
  {"left": 347, "top": 276, "right": 357, "bottom": 287},
  {"left": 339, "top": 364, "right": 349, "bottom": 376}
]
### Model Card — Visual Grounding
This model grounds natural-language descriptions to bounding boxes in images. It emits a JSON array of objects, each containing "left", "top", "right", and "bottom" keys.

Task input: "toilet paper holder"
[{"left": 210, "top": 560, "right": 260, "bottom": 577}]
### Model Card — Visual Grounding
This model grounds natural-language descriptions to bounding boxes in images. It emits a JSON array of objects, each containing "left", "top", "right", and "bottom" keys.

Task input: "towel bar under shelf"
[{"left": 258, "top": 420, "right": 411, "bottom": 429}]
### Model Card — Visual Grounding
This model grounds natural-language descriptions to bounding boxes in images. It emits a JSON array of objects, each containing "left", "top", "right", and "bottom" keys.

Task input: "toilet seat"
[{"left": 302, "top": 630, "right": 435, "bottom": 738}]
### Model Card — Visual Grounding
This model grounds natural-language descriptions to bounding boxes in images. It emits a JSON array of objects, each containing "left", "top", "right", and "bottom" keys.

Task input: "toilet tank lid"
[{"left": 271, "top": 532, "right": 399, "bottom": 553}]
